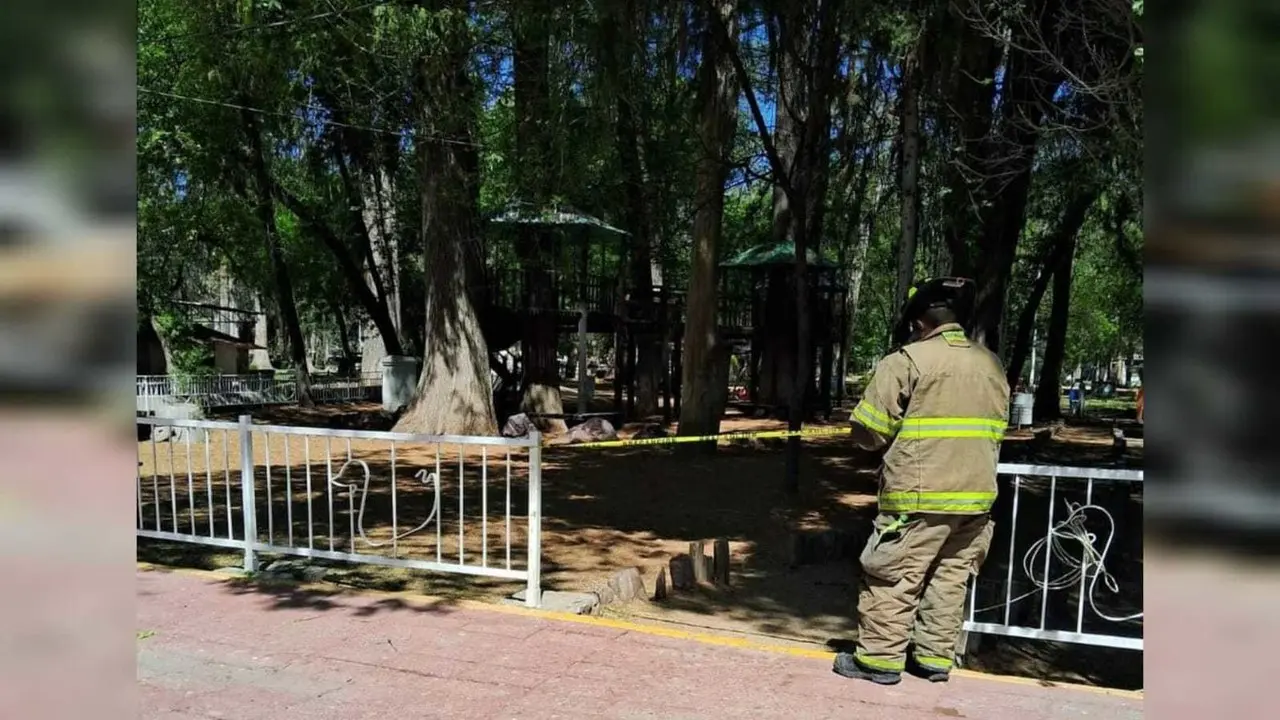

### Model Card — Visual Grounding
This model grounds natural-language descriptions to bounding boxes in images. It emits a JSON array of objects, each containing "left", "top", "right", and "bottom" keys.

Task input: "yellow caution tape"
[{"left": 558, "top": 425, "right": 850, "bottom": 449}]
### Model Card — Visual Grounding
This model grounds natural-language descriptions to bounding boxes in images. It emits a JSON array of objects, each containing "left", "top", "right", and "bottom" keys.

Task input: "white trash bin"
[{"left": 381, "top": 355, "right": 420, "bottom": 413}]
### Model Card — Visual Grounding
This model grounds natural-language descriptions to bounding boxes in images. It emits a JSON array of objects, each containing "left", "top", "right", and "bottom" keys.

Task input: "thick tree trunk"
[
  {"left": 954, "top": 1, "right": 1069, "bottom": 352},
  {"left": 1006, "top": 187, "right": 1098, "bottom": 387},
  {"left": 513, "top": 0, "right": 564, "bottom": 431},
  {"left": 518, "top": 258, "right": 564, "bottom": 432},
  {"left": 940, "top": 8, "right": 1001, "bottom": 276},
  {"left": 393, "top": 10, "right": 497, "bottom": 436},
  {"left": 1033, "top": 241, "right": 1075, "bottom": 422},
  {"left": 970, "top": 158, "right": 1036, "bottom": 355},
  {"left": 678, "top": 0, "right": 738, "bottom": 438}
]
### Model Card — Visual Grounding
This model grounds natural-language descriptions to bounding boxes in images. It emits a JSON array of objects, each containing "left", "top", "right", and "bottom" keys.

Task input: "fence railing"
[
  {"left": 135, "top": 420, "right": 1139, "bottom": 639},
  {"left": 136, "top": 415, "right": 544, "bottom": 607},
  {"left": 965, "top": 463, "right": 1144, "bottom": 651},
  {"left": 136, "top": 373, "right": 382, "bottom": 412},
  {"left": 306, "top": 373, "right": 383, "bottom": 404}
]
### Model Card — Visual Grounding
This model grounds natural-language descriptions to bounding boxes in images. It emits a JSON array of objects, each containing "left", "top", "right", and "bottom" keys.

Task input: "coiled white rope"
[
  {"left": 974, "top": 501, "right": 1143, "bottom": 623},
  {"left": 328, "top": 460, "right": 441, "bottom": 547}
]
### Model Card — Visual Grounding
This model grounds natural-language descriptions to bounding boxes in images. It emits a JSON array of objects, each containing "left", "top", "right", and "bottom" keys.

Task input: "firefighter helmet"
[{"left": 893, "top": 276, "right": 976, "bottom": 346}]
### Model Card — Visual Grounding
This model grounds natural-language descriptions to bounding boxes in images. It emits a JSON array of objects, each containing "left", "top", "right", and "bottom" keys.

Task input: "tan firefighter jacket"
[{"left": 851, "top": 323, "right": 1010, "bottom": 515}]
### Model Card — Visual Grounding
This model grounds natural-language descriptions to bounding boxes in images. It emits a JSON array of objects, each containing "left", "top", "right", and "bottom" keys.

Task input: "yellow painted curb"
[{"left": 136, "top": 562, "right": 1142, "bottom": 700}]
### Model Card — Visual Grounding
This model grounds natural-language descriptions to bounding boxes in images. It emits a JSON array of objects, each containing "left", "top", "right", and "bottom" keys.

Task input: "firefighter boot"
[
  {"left": 832, "top": 652, "right": 902, "bottom": 685},
  {"left": 906, "top": 654, "right": 951, "bottom": 683}
]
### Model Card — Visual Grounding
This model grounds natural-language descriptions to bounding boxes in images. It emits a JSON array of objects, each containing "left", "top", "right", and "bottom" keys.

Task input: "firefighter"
[{"left": 834, "top": 277, "right": 1010, "bottom": 685}]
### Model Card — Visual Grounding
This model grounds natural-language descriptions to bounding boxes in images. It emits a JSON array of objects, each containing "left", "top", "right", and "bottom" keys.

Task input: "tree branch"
[{"left": 708, "top": 5, "right": 795, "bottom": 203}]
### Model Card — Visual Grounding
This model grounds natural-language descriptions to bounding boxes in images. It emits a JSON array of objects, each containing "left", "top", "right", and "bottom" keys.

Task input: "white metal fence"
[
  {"left": 135, "top": 418, "right": 1140, "bottom": 642},
  {"left": 965, "top": 463, "right": 1144, "bottom": 651},
  {"left": 136, "top": 415, "right": 544, "bottom": 607},
  {"left": 136, "top": 373, "right": 381, "bottom": 412}
]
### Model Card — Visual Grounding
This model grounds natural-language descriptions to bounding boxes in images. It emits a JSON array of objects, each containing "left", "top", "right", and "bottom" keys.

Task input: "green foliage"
[
  {"left": 1064, "top": 207, "right": 1143, "bottom": 369},
  {"left": 135, "top": 0, "right": 1144, "bottom": 392},
  {"left": 152, "top": 313, "right": 215, "bottom": 376}
]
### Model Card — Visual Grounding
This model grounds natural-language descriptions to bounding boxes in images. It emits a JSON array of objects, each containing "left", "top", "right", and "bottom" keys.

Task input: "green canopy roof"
[
  {"left": 721, "top": 241, "right": 837, "bottom": 268},
  {"left": 488, "top": 201, "right": 629, "bottom": 236}
]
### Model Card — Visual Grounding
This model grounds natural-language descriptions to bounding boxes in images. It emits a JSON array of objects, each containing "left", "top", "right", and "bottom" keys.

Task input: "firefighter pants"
[{"left": 854, "top": 512, "right": 994, "bottom": 674}]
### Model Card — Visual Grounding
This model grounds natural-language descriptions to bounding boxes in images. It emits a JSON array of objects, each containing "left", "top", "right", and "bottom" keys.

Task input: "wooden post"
[
  {"left": 835, "top": 289, "right": 848, "bottom": 408},
  {"left": 660, "top": 285, "right": 671, "bottom": 420},
  {"left": 613, "top": 319, "right": 624, "bottom": 415},
  {"left": 690, "top": 541, "right": 708, "bottom": 584},
  {"left": 626, "top": 329, "right": 637, "bottom": 418},
  {"left": 818, "top": 332, "right": 833, "bottom": 416},
  {"left": 673, "top": 332, "right": 683, "bottom": 417},
  {"left": 713, "top": 538, "right": 730, "bottom": 586},
  {"left": 669, "top": 555, "right": 694, "bottom": 591},
  {"left": 577, "top": 300, "right": 589, "bottom": 416},
  {"left": 749, "top": 273, "right": 761, "bottom": 405}
]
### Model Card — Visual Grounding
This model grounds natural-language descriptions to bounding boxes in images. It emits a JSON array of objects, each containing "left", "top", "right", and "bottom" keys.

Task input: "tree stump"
[
  {"left": 669, "top": 555, "right": 695, "bottom": 591},
  {"left": 713, "top": 538, "right": 731, "bottom": 586}
]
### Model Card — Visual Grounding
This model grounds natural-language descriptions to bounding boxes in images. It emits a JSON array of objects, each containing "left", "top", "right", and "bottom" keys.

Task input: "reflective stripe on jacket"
[{"left": 851, "top": 323, "right": 1010, "bottom": 515}]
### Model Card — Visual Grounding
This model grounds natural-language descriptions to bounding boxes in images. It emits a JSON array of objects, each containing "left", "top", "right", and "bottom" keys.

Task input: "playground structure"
[
  {"left": 475, "top": 202, "right": 849, "bottom": 425},
  {"left": 717, "top": 242, "right": 848, "bottom": 417}
]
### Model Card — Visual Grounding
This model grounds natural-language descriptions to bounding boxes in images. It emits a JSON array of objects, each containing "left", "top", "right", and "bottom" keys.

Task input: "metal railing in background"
[
  {"left": 306, "top": 372, "right": 383, "bottom": 404},
  {"left": 135, "top": 415, "right": 544, "bottom": 607},
  {"left": 136, "top": 372, "right": 382, "bottom": 412},
  {"left": 965, "top": 463, "right": 1145, "bottom": 651}
]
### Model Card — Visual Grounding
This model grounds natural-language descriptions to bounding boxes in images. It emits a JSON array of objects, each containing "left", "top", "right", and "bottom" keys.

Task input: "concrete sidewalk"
[{"left": 136, "top": 568, "right": 1142, "bottom": 719}]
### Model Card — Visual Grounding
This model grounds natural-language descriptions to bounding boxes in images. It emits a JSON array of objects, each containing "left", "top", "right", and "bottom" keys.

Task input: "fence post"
[
  {"left": 525, "top": 431, "right": 543, "bottom": 608},
  {"left": 238, "top": 414, "right": 258, "bottom": 572}
]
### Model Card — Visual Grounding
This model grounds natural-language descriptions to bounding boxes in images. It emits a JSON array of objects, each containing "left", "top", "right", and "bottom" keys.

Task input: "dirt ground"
[{"left": 139, "top": 392, "right": 1143, "bottom": 689}]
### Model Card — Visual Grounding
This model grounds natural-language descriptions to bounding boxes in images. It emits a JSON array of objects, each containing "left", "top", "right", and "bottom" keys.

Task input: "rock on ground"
[
  {"left": 502, "top": 413, "right": 536, "bottom": 438},
  {"left": 591, "top": 567, "right": 647, "bottom": 607},
  {"left": 566, "top": 417, "right": 618, "bottom": 443},
  {"left": 151, "top": 425, "right": 191, "bottom": 443},
  {"left": 507, "top": 589, "right": 600, "bottom": 615}
]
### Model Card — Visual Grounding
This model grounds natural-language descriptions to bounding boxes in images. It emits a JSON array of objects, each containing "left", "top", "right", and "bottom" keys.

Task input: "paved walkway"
[{"left": 137, "top": 569, "right": 1142, "bottom": 720}]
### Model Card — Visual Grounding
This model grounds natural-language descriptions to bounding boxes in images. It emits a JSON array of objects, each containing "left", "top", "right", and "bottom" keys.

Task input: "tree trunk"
[
  {"left": 832, "top": 50, "right": 884, "bottom": 393},
  {"left": 393, "top": 9, "right": 497, "bottom": 436},
  {"left": 940, "top": 7, "right": 1001, "bottom": 276},
  {"left": 610, "top": 0, "right": 661, "bottom": 419},
  {"left": 839, "top": 176, "right": 881, "bottom": 386},
  {"left": 274, "top": 185, "right": 405, "bottom": 359},
  {"left": 1006, "top": 186, "right": 1098, "bottom": 387},
  {"left": 330, "top": 299, "right": 356, "bottom": 375},
  {"left": 242, "top": 110, "right": 312, "bottom": 406},
  {"left": 783, "top": 0, "right": 842, "bottom": 494},
  {"left": 516, "top": 233, "right": 564, "bottom": 432},
  {"left": 513, "top": 0, "right": 564, "bottom": 432},
  {"left": 955, "top": 1, "right": 1069, "bottom": 352},
  {"left": 361, "top": 167, "right": 402, "bottom": 372},
  {"left": 894, "top": 46, "right": 923, "bottom": 314},
  {"left": 757, "top": 6, "right": 805, "bottom": 411},
  {"left": 1033, "top": 237, "right": 1076, "bottom": 422},
  {"left": 970, "top": 158, "right": 1036, "bottom": 355},
  {"left": 678, "top": 0, "right": 739, "bottom": 438}
]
